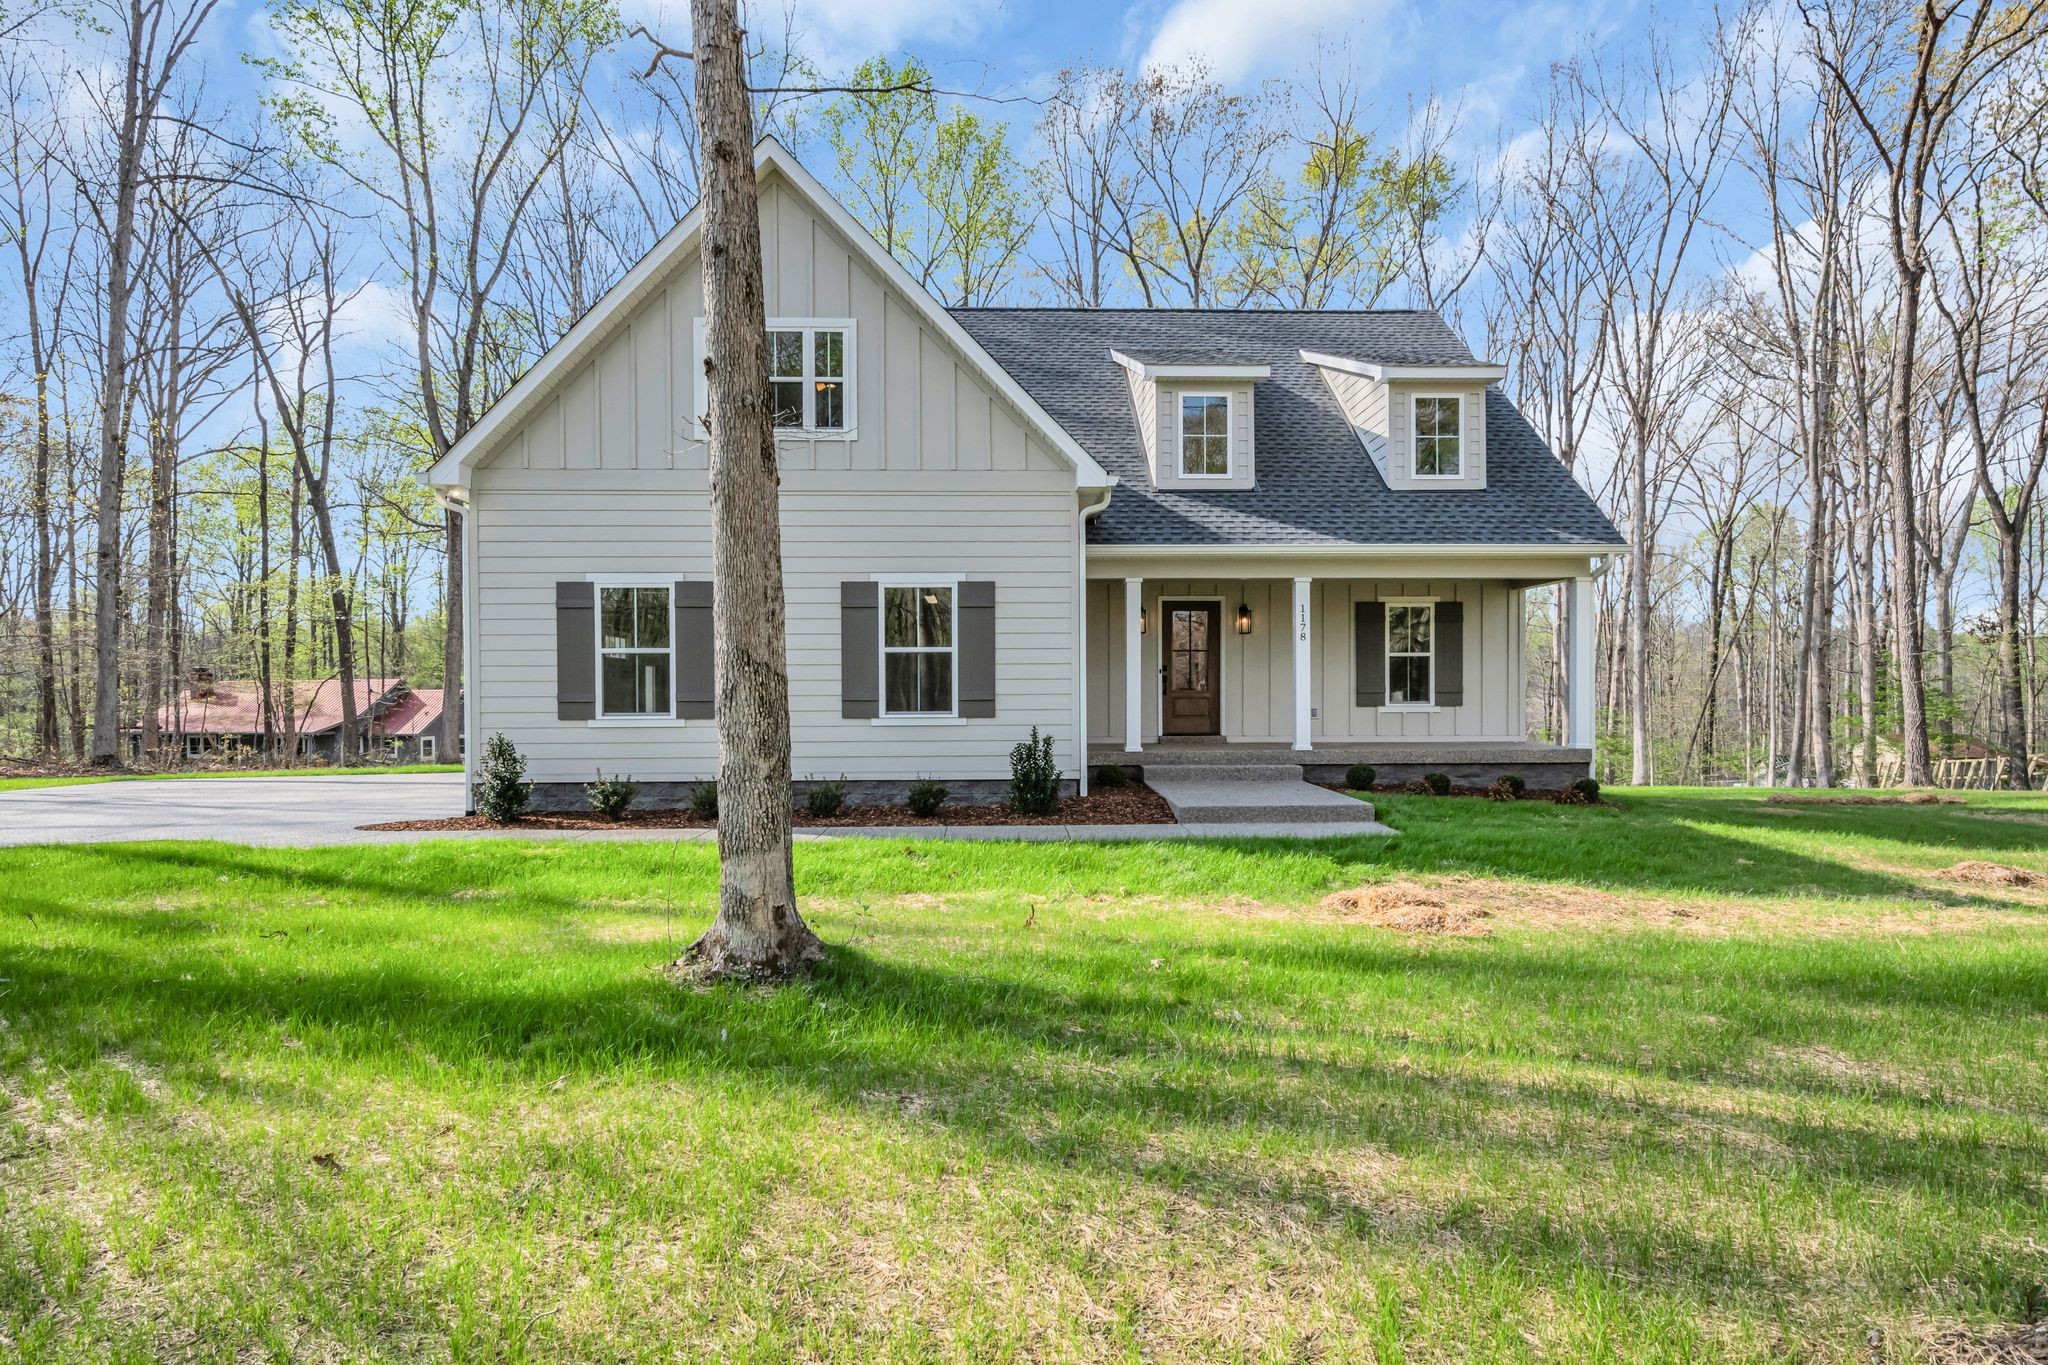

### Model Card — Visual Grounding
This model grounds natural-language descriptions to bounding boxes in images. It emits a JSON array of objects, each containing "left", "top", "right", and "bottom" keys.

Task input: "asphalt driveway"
[{"left": 0, "top": 773, "right": 466, "bottom": 847}]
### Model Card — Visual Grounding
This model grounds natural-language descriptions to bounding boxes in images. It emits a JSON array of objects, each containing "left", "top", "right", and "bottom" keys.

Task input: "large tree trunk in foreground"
[{"left": 683, "top": 0, "right": 821, "bottom": 979}]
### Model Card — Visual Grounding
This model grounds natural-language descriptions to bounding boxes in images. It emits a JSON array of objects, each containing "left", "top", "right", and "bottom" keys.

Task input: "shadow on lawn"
[{"left": 7, "top": 910, "right": 2045, "bottom": 1321}]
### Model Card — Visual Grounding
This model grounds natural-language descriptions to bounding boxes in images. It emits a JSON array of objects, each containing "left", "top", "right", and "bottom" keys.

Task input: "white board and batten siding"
[
  {"left": 469, "top": 169, "right": 1083, "bottom": 784},
  {"left": 1086, "top": 578, "right": 1527, "bottom": 744}
]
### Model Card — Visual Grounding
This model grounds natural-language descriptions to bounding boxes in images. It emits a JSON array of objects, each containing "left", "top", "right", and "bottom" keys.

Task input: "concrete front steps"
[{"left": 1140, "top": 762, "right": 1381, "bottom": 826}]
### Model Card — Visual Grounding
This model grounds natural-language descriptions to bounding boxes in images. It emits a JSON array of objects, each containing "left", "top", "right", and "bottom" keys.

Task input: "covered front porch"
[{"left": 1083, "top": 549, "right": 1604, "bottom": 786}]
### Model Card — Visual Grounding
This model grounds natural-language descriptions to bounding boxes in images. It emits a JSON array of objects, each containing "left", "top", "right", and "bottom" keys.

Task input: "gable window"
[
  {"left": 1179, "top": 393, "right": 1231, "bottom": 477},
  {"left": 765, "top": 321, "right": 850, "bottom": 432},
  {"left": 881, "top": 583, "right": 955, "bottom": 715},
  {"left": 1413, "top": 394, "right": 1463, "bottom": 477},
  {"left": 1387, "top": 603, "right": 1434, "bottom": 706},
  {"left": 598, "top": 584, "right": 672, "bottom": 717}
]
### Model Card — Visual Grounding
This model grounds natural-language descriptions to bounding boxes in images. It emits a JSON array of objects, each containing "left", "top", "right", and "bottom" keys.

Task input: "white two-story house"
[{"left": 425, "top": 138, "right": 1625, "bottom": 810}]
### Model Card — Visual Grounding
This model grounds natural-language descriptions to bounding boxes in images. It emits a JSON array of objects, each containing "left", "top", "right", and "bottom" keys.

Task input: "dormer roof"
[{"left": 950, "top": 308, "right": 1626, "bottom": 550}]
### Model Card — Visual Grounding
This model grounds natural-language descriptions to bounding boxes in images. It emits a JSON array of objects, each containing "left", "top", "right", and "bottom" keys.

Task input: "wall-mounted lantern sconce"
[
  {"left": 1235, "top": 602, "right": 1253, "bottom": 635},
  {"left": 1139, "top": 607, "right": 1148, "bottom": 635}
]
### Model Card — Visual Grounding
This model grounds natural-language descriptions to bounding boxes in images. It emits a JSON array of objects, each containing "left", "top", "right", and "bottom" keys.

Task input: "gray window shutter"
[
  {"left": 674, "top": 580, "right": 715, "bottom": 719},
  {"left": 1355, "top": 600, "right": 1386, "bottom": 707},
  {"left": 957, "top": 580, "right": 996, "bottom": 718},
  {"left": 556, "top": 581, "right": 596, "bottom": 720},
  {"left": 840, "top": 581, "right": 879, "bottom": 718},
  {"left": 1434, "top": 600, "right": 1465, "bottom": 707}
]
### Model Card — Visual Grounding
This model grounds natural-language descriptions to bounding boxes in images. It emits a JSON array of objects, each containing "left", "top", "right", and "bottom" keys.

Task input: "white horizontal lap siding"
[{"left": 472, "top": 478, "right": 1080, "bottom": 786}]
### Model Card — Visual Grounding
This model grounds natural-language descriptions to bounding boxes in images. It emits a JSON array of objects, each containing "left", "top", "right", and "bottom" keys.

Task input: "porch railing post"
[
  {"left": 1124, "top": 577, "right": 1143, "bottom": 753},
  {"left": 1292, "top": 577, "right": 1312, "bottom": 751}
]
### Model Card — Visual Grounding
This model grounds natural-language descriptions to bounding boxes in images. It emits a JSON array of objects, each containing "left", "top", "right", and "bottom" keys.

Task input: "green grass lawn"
[
  {"left": 0, "top": 764, "right": 461, "bottom": 793},
  {"left": 4, "top": 789, "right": 2046, "bottom": 1361}
]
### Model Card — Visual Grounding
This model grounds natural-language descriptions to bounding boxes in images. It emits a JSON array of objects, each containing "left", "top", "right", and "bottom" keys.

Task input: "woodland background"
[{"left": 1, "top": 0, "right": 2045, "bottom": 785}]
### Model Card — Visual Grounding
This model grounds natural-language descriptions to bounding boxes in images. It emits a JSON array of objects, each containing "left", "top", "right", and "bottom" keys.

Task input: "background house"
[{"left": 135, "top": 671, "right": 449, "bottom": 764}]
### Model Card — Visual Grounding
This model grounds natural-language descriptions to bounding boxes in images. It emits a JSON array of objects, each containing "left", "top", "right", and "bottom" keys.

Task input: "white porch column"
[
  {"left": 1124, "top": 577, "right": 1144, "bottom": 753},
  {"left": 1292, "top": 577, "right": 1313, "bottom": 751},
  {"left": 1567, "top": 574, "right": 1595, "bottom": 769}
]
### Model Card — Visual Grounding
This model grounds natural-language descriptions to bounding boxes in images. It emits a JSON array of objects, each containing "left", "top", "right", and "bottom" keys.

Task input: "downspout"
[{"left": 1076, "top": 482, "right": 1116, "bottom": 797}]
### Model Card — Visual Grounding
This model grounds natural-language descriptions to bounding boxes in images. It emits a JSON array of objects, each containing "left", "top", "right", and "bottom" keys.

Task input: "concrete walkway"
[
  {"left": 0, "top": 773, "right": 1393, "bottom": 847},
  {"left": 1141, "top": 763, "right": 1386, "bottom": 826}
]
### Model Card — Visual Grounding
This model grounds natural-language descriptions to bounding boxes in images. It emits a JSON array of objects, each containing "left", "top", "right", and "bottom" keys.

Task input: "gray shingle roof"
[{"left": 950, "top": 308, "right": 1627, "bottom": 549}]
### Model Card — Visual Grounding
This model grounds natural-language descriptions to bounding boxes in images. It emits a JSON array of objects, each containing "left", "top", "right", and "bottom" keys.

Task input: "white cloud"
[{"left": 1138, "top": 0, "right": 1399, "bottom": 86}]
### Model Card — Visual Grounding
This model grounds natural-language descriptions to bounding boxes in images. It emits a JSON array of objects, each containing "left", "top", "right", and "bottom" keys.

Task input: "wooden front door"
[{"left": 1161, "top": 601, "right": 1221, "bottom": 735}]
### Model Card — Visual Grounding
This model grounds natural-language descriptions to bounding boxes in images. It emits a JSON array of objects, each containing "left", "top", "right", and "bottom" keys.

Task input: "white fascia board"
[
  {"left": 1299, "top": 350, "right": 1508, "bottom": 384},
  {"left": 1109, "top": 349, "right": 1271, "bottom": 382},
  {"left": 1089, "top": 541, "right": 1633, "bottom": 559},
  {"left": 426, "top": 136, "right": 1110, "bottom": 491}
]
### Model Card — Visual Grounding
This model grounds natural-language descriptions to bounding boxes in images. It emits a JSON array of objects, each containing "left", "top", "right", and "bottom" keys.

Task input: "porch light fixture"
[
  {"left": 1139, "top": 607, "right": 1148, "bottom": 634},
  {"left": 1235, "top": 602, "right": 1253, "bottom": 634}
]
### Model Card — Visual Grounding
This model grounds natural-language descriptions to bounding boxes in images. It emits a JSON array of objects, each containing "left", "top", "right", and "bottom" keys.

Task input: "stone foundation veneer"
[{"left": 522, "top": 777, "right": 1078, "bottom": 813}]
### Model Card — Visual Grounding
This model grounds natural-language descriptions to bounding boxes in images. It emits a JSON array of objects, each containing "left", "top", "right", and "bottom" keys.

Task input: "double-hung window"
[
  {"left": 1387, "top": 603, "right": 1434, "bottom": 706},
  {"left": 881, "top": 583, "right": 955, "bottom": 715},
  {"left": 1413, "top": 394, "right": 1463, "bottom": 477},
  {"left": 1179, "top": 393, "right": 1231, "bottom": 476},
  {"left": 766, "top": 320, "right": 850, "bottom": 432},
  {"left": 598, "top": 585, "right": 672, "bottom": 717}
]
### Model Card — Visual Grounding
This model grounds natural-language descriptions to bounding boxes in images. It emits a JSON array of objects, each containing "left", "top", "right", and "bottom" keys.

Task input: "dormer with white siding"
[
  {"left": 1110, "top": 350, "right": 1271, "bottom": 491},
  {"left": 1303, "top": 351, "right": 1505, "bottom": 492}
]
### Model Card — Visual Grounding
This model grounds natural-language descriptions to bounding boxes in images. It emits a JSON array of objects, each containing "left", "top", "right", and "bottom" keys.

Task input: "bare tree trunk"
[{"left": 682, "top": 0, "right": 820, "bottom": 980}]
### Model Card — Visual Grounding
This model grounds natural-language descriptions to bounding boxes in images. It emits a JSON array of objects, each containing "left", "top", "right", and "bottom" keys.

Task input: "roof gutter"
[{"left": 1087, "top": 541, "right": 1629, "bottom": 559}]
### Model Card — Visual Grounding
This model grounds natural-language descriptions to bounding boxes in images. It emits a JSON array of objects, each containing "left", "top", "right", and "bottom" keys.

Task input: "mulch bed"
[
  {"left": 1765, "top": 792, "right": 1963, "bottom": 807},
  {"left": 359, "top": 782, "right": 1174, "bottom": 832}
]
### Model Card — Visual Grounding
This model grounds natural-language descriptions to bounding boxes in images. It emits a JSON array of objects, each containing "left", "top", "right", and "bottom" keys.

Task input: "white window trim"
[
  {"left": 1383, "top": 596, "right": 1439, "bottom": 710},
  {"left": 1176, "top": 391, "right": 1234, "bottom": 479},
  {"left": 874, "top": 572, "right": 962, "bottom": 722},
  {"left": 694, "top": 317, "right": 858, "bottom": 440},
  {"left": 1411, "top": 392, "right": 1465, "bottom": 480},
  {"left": 420, "top": 735, "right": 436, "bottom": 760},
  {"left": 185, "top": 734, "right": 209, "bottom": 757},
  {"left": 588, "top": 574, "right": 684, "bottom": 727}
]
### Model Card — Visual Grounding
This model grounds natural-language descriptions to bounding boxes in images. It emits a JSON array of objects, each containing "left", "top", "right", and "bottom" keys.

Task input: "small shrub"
[
  {"left": 906, "top": 777, "right": 948, "bottom": 818},
  {"left": 1344, "top": 763, "right": 1377, "bottom": 791},
  {"left": 1093, "top": 763, "right": 1129, "bottom": 789},
  {"left": 686, "top": 780, "right": 719, "bottom": 821},
  {"left": 474, "top": 733, "right": 532, "bottom": 824},
  {"left": 1417, "top": 772, "right": 1452, "bottom": 796},
  {"left": 1487, "top": 774, "right": 1526, "bottom": 802},
  {"left": 805, "top": 776, "right": 847, "bottom": 818},
  {"left": 587, "top": 770, "right": 640, "bottom": 820},
  {"left": 1558, "top": 775, "right": 1601, "bottom": 806},
  {"left": 1009, "top": 726, "right": 1062, "bottom": 815}
]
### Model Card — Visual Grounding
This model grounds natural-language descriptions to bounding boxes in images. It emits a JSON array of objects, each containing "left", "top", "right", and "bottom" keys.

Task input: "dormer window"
[
  {"left": 1179, "top": 393, "right": 1232, "bottom": 477},
  {"left": 1413, "top": 394, "right": 1463, "bottom": 477}
]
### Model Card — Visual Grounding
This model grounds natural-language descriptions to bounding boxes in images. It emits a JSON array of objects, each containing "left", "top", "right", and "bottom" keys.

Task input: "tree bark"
[{"left": 682, "top": 0, "right": 820, "bottom": 980}]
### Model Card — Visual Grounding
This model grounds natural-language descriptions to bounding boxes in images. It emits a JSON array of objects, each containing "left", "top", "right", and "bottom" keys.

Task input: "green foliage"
[
  {"left": 906, "top": 778, "right": 949, "bottom": 818},
  {"left": 686, "top": 781, "right": 719, "bottom": 821},
  {"left": 1008, "top": 726, "right": 1062, "bottom": 815},
  {"left": 1410, "top": 772, "right": 1452, "bottom": 797},
  {"left": 822, "top": 56, "right": 1037, "bottom": 305},
  {"left": 1560, "top": 776, "right": 1602, "bottom": 806},
  {"left": 474, "top": 733, "right": 531, "bottom": 823},
  {"left": 1488, "top": 774, "right": 1526, "bottom": 802},
  {"left": 1344, "top": 763, "right": 1377, "bottom": 791},
  {"left": 1092, "top": 763, "right": 1128, "bottom": 789},
  {"left": 805, "top": 777, "right": 848, "bottom": 819},
  {"left": 586, "top": 770, "right": 638, "bottom": 820}
]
